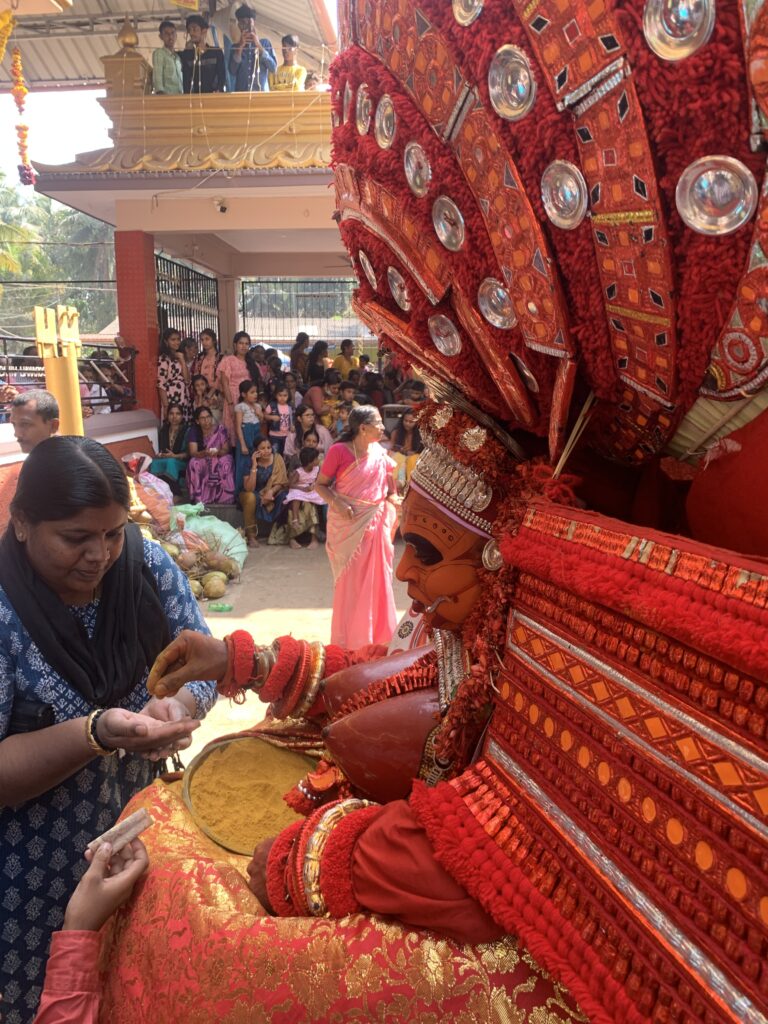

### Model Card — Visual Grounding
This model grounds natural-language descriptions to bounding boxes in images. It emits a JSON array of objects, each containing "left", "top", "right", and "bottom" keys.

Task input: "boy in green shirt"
[{"left": 152, "top": 20, "right": 183, "bottom": 95}]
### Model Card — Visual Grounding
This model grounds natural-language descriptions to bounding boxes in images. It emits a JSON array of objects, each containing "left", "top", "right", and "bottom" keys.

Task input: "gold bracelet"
[{"left": 85, "top": 709, "right": 117, "bottom": 757}]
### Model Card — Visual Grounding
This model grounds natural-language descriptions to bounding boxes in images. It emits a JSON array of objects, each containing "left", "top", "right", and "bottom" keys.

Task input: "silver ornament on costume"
[
  {"left": 355, "top": 84, "right": 372, "bottom": 135},
  {"left": 488, "top": 44, "right": 536, "bottom": 121},
  {"left": 404, "top": 141, "right": 432, "bottom": 198},
  {"left": 510, "top": 352, "right": 540, "bottom": 393},
  {"left": 387, "top": 266, "right": 411, "bottom": 311},
  {"left": 541, "top": 161, "right": 589, "bottom": 230},
  {"left": 358, "top": 250, "right": 377, "bottom": 289},
  {"left": 453, "top": 0, "right": 483, "bottom": 27},
  {"left": 343, "top": 81, "right": 353, "bottom": 123},
  {"left": 432, "top": 196, "right": 466, "bottom": 251},
  {"left": 428, "top": 314, "right": 463, "bottom": 356},
  {"left": 374, "top": 94, "right": 397, "bottom": 149},
  {"left": 482, "top": 539, "right": 504, "bottom": 572},
  {"left": 675, "top": 156, "right": 758, "bottom": 235},
  {"left": 642, "top": 0, "right": 715, "bottom": 62},
  {"left": 478, "top": 278, "right": 516, "bottom": 329}
]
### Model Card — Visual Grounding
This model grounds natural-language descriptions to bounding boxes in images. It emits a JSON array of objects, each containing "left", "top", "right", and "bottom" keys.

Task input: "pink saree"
[{"left": 326, "top": 443, "right": 397, "bottom": 648}]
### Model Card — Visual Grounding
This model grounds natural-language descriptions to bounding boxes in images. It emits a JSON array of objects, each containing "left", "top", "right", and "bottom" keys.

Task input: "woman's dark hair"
[
  {"left": 11, "top": 436, "right": 129, "bottom": 524},
  {"left": 191, "top": 373, "right": 208, "bottom": 392},
  {"left": 339, "top": 405, "right": 380, "bottom": 443},
  {"left": 392, "top": 412, "right": 422, "bottom": 450},
  {"left": 159, "top": 327, "right": 181, "bottom": 357},
  {"left": 299, "top": 445, "right": 319, "bottom": 469},
  {"left": 166, "top": 402, "right": 184, "bottom": 417},
  {"left": 292, "top": 404, "right": 314, "bottom": 446},
  {"left": 324, "top": 369, "right": 342, "bottom": 387},
  {"left": 239, "top": 379, "right": 257, "bottom": 399},
  {"left": 200, "top": 328, "right": 219, "bottom": 350},
  {"left": 306, "top": 341, "right": 329, "bottom": 383},
  {"left": 232, "top": 331, "right": 251, "bottom": 351},
  {"left": 302, "top": 427, "right": 320, "bottom": 445},
  {"left": 193, "top": 405, "right": 213, "bottom": 422},
  {"left": 291, "top": 332, "right": 309, "bottom": 356}
]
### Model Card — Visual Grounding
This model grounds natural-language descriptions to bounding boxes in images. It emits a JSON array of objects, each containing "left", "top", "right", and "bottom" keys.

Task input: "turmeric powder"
[{"left": 186, "top": 737, "right": 315, "bottom": 855}]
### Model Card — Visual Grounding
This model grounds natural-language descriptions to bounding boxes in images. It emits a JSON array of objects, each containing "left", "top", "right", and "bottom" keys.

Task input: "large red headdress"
[{"left": 329, "top": 0, "right": 768, "bottom": 477}]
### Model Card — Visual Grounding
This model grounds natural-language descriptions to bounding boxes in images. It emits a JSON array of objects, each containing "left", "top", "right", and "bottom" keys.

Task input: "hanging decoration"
[
  {"left": 0, "top": 10, "right": 14, "bottom": 66},
  {"left": 11, "top": 45, "right": 36, "bottom": 187}
]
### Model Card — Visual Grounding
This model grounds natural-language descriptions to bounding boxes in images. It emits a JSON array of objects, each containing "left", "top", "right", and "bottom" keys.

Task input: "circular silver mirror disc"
[
  {"left": 404, "top": 141, "right": 432, "bottom": 198},
  {"left": 488, "top": 44, "right": 536, "bottom": 121},
  {"left": 432, "top": 196, "right": 466, "bottom": 252},
  {"left": 428, "top": 314, "right": 463, "bottom": 356},
  {"left": 478, "top": 278, "right": 516, "bottom": 328},
  {"left": 675, "top": 155, "right": 757, "bottom": 235}
]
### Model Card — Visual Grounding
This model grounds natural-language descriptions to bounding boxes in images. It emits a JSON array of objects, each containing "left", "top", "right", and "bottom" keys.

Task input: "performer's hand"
[
  {"left": 64, "top": 839, "right": 149, "bottom": 932},
  {"left": 96, "top": 707, "right": 199, "bottom": 758},
  {"left": 247, "top": 837, "right": 276, "bottom": 913},
  {"left": 147, "top": 630, "right": 229, "bottom": 697}
]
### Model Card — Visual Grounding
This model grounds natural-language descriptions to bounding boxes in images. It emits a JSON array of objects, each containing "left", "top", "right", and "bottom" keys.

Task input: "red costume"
[{"left": 98, "top": 0, "right": 768, "bottom": 1019}]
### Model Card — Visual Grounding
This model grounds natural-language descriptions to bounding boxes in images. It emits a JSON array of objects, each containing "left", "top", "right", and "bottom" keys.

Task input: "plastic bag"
[{"left": 170, "top": 503, "right": 248, "bottom": 568}]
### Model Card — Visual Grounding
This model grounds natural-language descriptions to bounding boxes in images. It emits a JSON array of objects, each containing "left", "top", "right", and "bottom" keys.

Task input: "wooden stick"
[
  {"left": 552, "top": 391, "right": 596, "bottom": 479},
  {"left": 86, "top": 808, "right": 153, "bottom": 856}
]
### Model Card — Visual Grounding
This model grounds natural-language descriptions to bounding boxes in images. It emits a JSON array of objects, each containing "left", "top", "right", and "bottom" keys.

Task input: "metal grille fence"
[
  {"left": 156, "top": 256, "right": 220, "bottom": 340},
  {"left": 240, "top": 278, "right": 374, "bottom": 353}
]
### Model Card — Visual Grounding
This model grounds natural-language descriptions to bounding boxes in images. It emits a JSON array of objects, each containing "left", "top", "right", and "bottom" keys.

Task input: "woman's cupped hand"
[{"left": 95, "top": 705, "right": 200, "bottom": 761}]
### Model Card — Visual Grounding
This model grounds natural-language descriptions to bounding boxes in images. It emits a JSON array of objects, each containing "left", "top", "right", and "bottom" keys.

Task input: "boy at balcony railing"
[
  {"left": 180, "top": 14, "right": 226, "bottom": 94},
  {"left": 229, "top": 4, "right": 276, "bottom": 93},
  {"left": 152, "top": 20, "right": 183, "bottom": 95},
  {"left": 269, "top": 34, "right": 306, "bottom": 92}
]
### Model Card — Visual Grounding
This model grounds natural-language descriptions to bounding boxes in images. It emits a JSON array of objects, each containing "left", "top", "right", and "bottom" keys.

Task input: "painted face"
[
  {"left": 396, "top": 488, "right": 486, "bottom": 631},
  {"left": 160, "top": 25, "right": 177, "bottom": 48},
  {"left": 14, "top": 501, "right": 128, "bottom": 605},
  {"left": 10, "top": 402, "right": 58, "bottom": 453}
]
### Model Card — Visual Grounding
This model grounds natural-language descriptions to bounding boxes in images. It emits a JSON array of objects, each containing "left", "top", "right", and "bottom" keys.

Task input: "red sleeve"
[
  {"left": 321, "top": 443, "right": 352, "bottom": 481},
  {"left": 33, "top": 931, "right": 101, "bottom": 1024},
  {"left": 350, "top": 800, "right": 505, "bottom": 945}
]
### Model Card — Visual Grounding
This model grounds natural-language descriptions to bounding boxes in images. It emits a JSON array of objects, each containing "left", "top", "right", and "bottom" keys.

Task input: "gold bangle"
[{"left": 85, "top": 709, "right": 117, "bottom": 757}]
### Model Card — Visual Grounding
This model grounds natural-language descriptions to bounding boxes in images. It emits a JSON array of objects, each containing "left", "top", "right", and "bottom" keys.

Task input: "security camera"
[{"left": 214, "top": 197, "right": 228, "bottom": 214}]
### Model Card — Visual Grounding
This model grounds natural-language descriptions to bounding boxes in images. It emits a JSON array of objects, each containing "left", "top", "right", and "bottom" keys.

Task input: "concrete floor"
[{"left": 185, "top": 540, "right": 411, "bottom": 760}]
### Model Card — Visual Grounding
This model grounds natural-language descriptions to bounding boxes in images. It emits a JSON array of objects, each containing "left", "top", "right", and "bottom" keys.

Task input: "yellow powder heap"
[{"left": 186, "top": 737, "right": 315, "bottom": 855}]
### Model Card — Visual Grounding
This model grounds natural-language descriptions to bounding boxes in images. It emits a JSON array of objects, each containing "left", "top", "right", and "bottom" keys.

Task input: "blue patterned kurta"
[{"left": 0, "top": 539, "right": 217, "bottom": 1023}]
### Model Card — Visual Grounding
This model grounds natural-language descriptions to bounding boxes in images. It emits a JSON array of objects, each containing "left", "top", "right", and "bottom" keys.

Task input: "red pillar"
[{"left": 115, "top": 230, "right": 158, "bottom": 414}]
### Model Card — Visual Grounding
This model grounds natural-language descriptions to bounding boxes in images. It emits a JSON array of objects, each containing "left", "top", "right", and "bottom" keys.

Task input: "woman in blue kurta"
[{"left": 0, "top": 436, "right": 217, "bottom": 1024}]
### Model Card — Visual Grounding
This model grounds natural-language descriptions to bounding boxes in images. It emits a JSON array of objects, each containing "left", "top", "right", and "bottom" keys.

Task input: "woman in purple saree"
[{"left": 186, "top": 405, "right": 235, "bottom": 504}]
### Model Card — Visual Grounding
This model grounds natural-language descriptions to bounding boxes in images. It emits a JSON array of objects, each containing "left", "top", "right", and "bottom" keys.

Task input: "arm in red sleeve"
[
  {"left": 350, "top": 800, "right": 505, "bottom": 945},
  {"left": 33, "top": 931, "right": 101, "bottom": 1024}
]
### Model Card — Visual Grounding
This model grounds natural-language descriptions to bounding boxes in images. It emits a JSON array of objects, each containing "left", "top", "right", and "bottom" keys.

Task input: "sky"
[{"left": 0, "top": 0, "right": 338, "bottom": 187}]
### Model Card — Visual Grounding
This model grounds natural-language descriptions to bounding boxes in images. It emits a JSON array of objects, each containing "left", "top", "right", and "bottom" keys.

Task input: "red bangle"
[
  {"left": 260, "top": 635, "right": 301, "bottom": 704},
  {"left": 218, "top": 631, "right": 255, "bottom": 701},
  {"left": 264, "top": 821, "right": 302, "bottom": 917},
  {"left": 272, "top": 639, "right": 311, "bottom": 719}
]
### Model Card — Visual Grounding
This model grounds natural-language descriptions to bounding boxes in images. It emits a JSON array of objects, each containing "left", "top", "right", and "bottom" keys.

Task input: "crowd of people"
[
  {"left": 151, "top": 5, "right": 326, "bottom": 95},
  {"left": 152, "top": 328, "right": 425, "bottom": 547}
]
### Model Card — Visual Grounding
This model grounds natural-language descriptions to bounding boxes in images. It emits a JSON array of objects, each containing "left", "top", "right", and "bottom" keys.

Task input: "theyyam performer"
[{"left": 97, "top": 0, "right": 768, "bottom": 1019}]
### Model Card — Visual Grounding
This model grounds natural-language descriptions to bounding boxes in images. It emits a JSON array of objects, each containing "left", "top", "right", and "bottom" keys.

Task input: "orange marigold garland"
[
  {"left": 10, "top": 46, "right": 35, "bottom": 186},
  {"left": 0, "top": 10, "right": 14, "bottom": 66}
]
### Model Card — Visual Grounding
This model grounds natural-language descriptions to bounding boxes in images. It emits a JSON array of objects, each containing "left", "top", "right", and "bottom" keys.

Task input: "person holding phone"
[{"left": 229, "top": 4, "right": 276, "bottom": 92}]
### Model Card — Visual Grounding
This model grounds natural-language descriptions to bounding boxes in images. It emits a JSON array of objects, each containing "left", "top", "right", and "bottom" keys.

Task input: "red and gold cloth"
[{"left": 98, "top": 780, "right": 585, "bottom": 1023}]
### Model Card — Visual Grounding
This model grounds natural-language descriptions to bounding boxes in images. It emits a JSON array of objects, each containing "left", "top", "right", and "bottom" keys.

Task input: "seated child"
[
  {"left": 335, "top": 400, "right": 353, "bottom": 438},
  {"left": 285, "top": 446, "right": 324, "bottom": 549},
  {"left": 269, "top": 34, "right": 307, "bottom": 91}
]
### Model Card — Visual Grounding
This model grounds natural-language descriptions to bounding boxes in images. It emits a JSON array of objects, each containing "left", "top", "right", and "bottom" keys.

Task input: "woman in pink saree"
[
  {"left": 217, "top": 332, "right": 253, "bottom": 446},
  {"left": 316, "top": 406, "right": 399, "bottom": 648}
]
